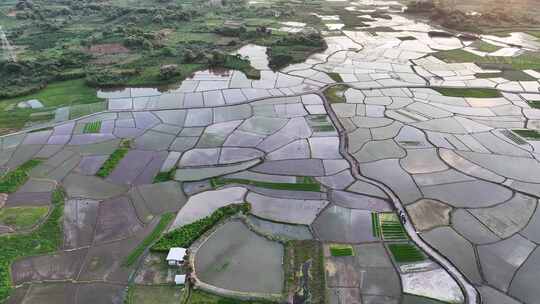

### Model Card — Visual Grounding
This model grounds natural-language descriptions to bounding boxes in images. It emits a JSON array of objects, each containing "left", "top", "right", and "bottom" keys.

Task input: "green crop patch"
[
  {"left": 434, "top": 49, "right": 540, "bottom": 71},
  {"left": 211, "top": 176, "right": 321, "bottom": 192},
  {"left": 371, "top": 212, "right": 381, "bottom": 238},
  {"left": 0, "top": 159, "right": 42, "bottom": 193},
  {"left": 330, "top": 245, "right": 354, "bottom": 257},
  {"left": 151, "top": 203, "right": 251, "bottom": 252},
  {"left": 379, "top": 213, "right": 408, "bottom": 240},
  {"left": 327, "top": 72, "right": 343, "bottom": 83},
  {"left": 153, "top": 169, "right": 175, "bottom": 183},
  {"left": 475, "top": 70, "right": 536, "bottom": 81},
  {"left": 83, "top": 120, "right": 102, "bottom": 133},
  {"left": 433, "top": 87, "right": 502, "bottom": 98},
  {"left": 388, "top": 243, "right": 426, "bottom": 263},
  {"left": 471, "top": 40, "right": 501, "bottom": 53},
  {"left": 307, "top": 115, "right": 336, "bottom": 134},
  {"left": 513, "top": 129, "right": 540, "bottom": 140},
  {"left": 96, "top": 147, "right": 129, "bottom": 178}
]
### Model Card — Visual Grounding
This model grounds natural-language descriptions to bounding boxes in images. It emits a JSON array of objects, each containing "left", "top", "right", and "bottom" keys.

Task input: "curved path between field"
[{"left": 318, "top": 89, "right": 481, "bottom": 304}]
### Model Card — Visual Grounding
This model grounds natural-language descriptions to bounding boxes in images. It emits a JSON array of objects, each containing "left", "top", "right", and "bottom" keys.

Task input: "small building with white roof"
[
  {"left": 174, "top": 274, "right": 186, "bottom": 285},
  {"left": 166, "top": 247, "right": 187, "bottom": 266}
]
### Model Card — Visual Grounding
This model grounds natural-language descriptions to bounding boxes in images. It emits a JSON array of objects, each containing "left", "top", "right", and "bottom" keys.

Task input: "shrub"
[{"left": 151, "top": 203, "right": 251, "bottom": 252}]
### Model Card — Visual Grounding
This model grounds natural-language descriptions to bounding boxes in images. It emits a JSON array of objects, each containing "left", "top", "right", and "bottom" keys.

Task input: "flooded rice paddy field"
[{"left": 2, "top": 0, "right": 540, "bottom": 303}]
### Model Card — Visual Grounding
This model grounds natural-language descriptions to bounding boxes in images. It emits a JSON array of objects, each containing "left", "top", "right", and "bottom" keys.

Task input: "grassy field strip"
[
  {"left": 210, "top": 176, "right": 321, "bottom": 192},
  {"left": 513, "top": 129, "right": 540, "bottom": 140},
  {"left": 95, "top": 140, "right": 131, "bottom": 178},
  {"left": 0, "top": 188, "right": 65, "bottom": 302},
  {"left": 0, "top": 159, "right": 42, "bottom": 193},
  {"left": 123, "top": 212, "right": 175, "bottom": 267},
  {"left": 153, "top": 169, "right": 175, "bottom": 183},
  {"left": 434, "top": 87, "right": 502, "bottom": 98},
  {"left": 0, "top": 206, "right": 49, "bottom": 231},
  {"left": 435, "top": 49, "right": 540, "bottom": 71}
]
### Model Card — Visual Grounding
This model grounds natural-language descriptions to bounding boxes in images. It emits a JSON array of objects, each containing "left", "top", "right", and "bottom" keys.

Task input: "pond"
[{"left": 195, "top": 220, "right": 284, "bottom": 294}]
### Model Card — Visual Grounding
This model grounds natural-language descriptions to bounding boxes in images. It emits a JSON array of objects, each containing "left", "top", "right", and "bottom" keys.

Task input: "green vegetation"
[
  {"left": 330, "top": 245, "right": 354, "bottom": 257},
  {"left": 0, "top": 79, "right": 104, "bottom": 133},
  {"left": 189, "top": 290, "right": 274, "bottom": 304},
  {"left": 153, "top": 169, "right": 175, "bottom": 183},
  {"left": 529, "top": 101, "right": 540, "bottom": 109},
  {"left": 218, "top": 54, "right": 260, "bottom": 79},
  {"left": 513, "top": 129, "right": 540, "bottom": 140},
  {"left": 1, "top": 0, "right": 327, "bottom": 103},
  {"left": 151, "top": 203, "right": 251, "bottom": 252},
  {"left": 371, "top": 212, "right": 381, "bottom": 238},
  {"left": 125, "top": 285, "right": 183, "bottom": 304},
  {"left": 211, "top": 176, "right": 321, "bottom": 192},
  {"left": 397, "top": 36, "right": 417, "bottom": 41},
  {"left": 0, "top": 79, "right": 102, "bottom": 108},
  {"left": 0, "top": 206, "right": 49, "bottom": 231},
  {"left": 434, "top": 49, "right": 540, "bottom": 71},
  {"left": 83, "top": 120, "right": 102, "bottom": 134},
  {"left": 267, "top": 32, "right": 327, "bottom": 70},
  {"left": 323, "top": 84, "right": 349, "bottom": 104},
  {"left": 327, "top": 72, "right": 343, "bottom": 83},
  {"left": 434, "top": 87, "right": 502, "bottom": 98},
  {"left": 471, "top": 40, "right": 501, "bottom": 53},
  {"left": 0, "top": 159, "right": 42, "bottom": 193},
  {"left": 96, "top": 142, "right": 130, "bottom": 178},
  {"left": 306, "top": 115, "right": 336, "bottom": 133},
  {"left": 379, "top": 213, "right": 408, "bottom": 241},
  {"left": 123, "top": 213, "right": 175, "bottom": 267},
  {"left": 283, "top": 240, "right": 325, "bottom": 304},
  {"left": 388, "top": 243, "right": 426, "bottom": 263},
  {"left": 0, "top": 188, "right": 65, "bottom": 302},
  {"left": 405, "top": 0, "right": 539, "bottom": 33},
  {"left": 475, "top": 70, "right": 536, "bottom": 81}
]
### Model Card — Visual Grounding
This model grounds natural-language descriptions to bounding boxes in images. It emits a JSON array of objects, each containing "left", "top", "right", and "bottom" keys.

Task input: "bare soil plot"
[
  {"left": 133, "top": 252, "right": 176, "bottom": 285},
  {"left": 76, "top": 283, "right": 125, "bottom": 304},
  {"left": 93, "top": 196, "right": 144, "bottom": 244},
  {"left": 11, "top": 249, "right": 88, "bottom": 284},
  {"left": 17, "top": 283, "right": 77, "bottom": 304},
  {"left": 5, "top": 192, "right": 51, "bottom": 207},
  {"left": 126, "top": 285, "right": 183, "bottom": 304},
  {"left": 63, "top": 199, "right": 99, "bottom": 249},
  {"left": 78, "top": 221, "right": 157, "bottom": 283}
]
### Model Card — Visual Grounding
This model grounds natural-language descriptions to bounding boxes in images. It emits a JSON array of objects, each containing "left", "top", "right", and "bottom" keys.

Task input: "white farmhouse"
[{"left": 166, "top": 247, "right": 186, "bottom": 266}]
